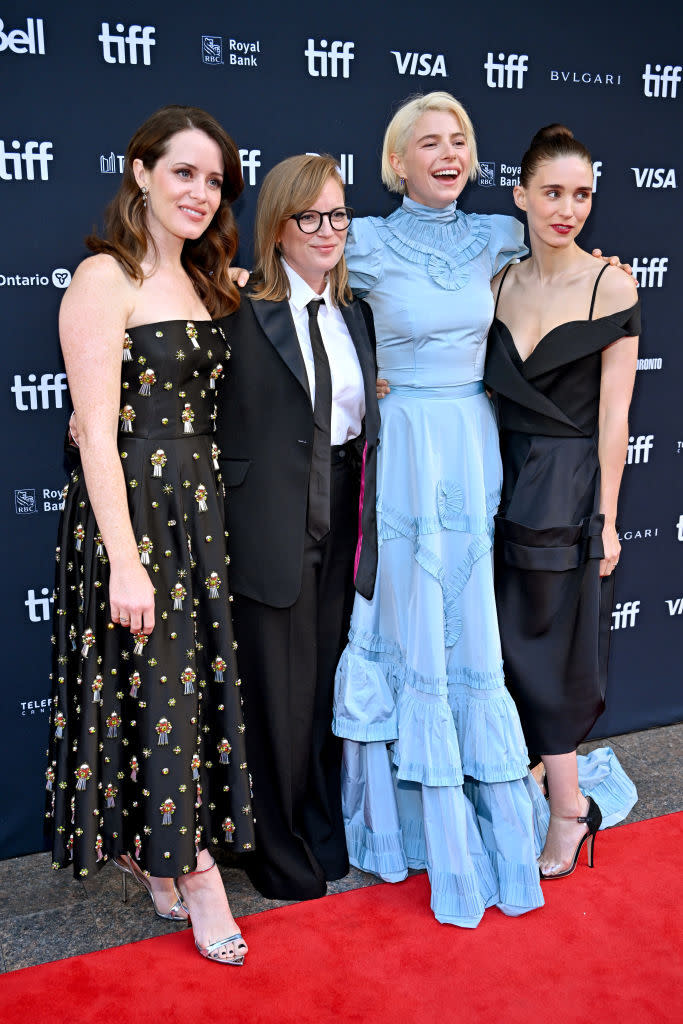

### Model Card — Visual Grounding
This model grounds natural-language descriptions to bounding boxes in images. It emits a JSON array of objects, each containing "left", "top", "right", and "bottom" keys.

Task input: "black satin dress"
[{"left": 484, "top": 265, "right": 640, "bottom": 755}]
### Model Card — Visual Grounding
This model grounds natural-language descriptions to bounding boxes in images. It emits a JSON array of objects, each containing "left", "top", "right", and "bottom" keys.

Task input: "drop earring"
[{"left": 141, "top": 185, "right": 148, "bottom": 208}]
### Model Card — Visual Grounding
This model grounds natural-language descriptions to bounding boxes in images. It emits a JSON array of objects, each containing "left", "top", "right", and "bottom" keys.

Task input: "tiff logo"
[
  {"left": 632, "top": 167, "right": 677, "bottom": 189},
  {"left": 666, "top": 597, "right": 683, "bottom": 616},
  {"left": 0, "top": 140, "right": 52, "bottom": 180},
  {"left": 592, "top": 161, "right": 602, "bottom": 193},
  {"left": 25, "top": 586, "right": 53, "bottom": 622},
  {"left": 631, "top": 257, "right": 668, "bottom": 287},
  {"left": 0, "top": 16, "right": 45, "bottom": 54},
  {"left": 391, "top": 51, "right": 447, "bottom": 77},
  {"left": 611, "top": 601, "right": 640, "bottom": 630},
  {"left": 484, "top": 52, "right": 528, "bottom": 88},
  {"left": 100, "top": 152, "right": 125, "bottom": 173},
  {"left": 239, "top": 149, "right": 261, "bottom": 186},
  {"left": 676, "top": 515, "right": 683, "bottom": 541},
  {"left": 11, "top": 372, "right": 67, "bottom": 411},
  {"left": 305, "top": 38, "right": 354, "bottom": 78},
  {"left": 642, "top": 64, "right": 681, "bottom": 99},
  {"left": 99, "top": 22, "right": 156, "bottom": 65},
  {"left": 626, "top": 434, "right": 654, "bottom": 465}
]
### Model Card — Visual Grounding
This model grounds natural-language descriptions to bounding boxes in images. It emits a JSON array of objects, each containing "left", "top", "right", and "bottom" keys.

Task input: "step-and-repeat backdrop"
[{"left": 1, "top": 1, "right": 681, "bottom": 858}]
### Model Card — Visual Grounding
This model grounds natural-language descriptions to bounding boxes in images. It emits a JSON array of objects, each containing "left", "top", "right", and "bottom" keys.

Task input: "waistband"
[{"left": 388, "top": 382, "right": 485, "bottom": 400}]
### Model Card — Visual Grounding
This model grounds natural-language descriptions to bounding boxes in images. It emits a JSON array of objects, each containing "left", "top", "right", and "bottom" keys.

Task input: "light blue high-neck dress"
[{"left": 332, "top": 198, "right": 635, "bottom": 927}]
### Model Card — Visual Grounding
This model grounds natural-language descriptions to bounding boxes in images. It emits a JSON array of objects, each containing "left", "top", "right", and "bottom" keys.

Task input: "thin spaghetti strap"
[
  {"left": 588, "top": 263, "right": 610, "bottom": 320},
  {"left": 494, "top": 262, "right": 514, "bottom": 318}
]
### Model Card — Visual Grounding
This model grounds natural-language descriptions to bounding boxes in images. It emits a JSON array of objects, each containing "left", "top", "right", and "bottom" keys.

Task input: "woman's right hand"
[
  {"left": 228, "top": 267, "right": 250, "bottom": 287},
  {"left": 377, "top": 377, "right": 390, "bottom": 399},
  {"left": 109, "top": 561, "right": 155, "bottom": 634}
]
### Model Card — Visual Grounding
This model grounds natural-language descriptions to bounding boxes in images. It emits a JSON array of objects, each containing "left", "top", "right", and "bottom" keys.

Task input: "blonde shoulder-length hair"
[
  {"left": 251, "top": 154, "right": 351, "bottom": 306},
  {"left": 381, "top": 91, "right": 480, "bottom": 194}
]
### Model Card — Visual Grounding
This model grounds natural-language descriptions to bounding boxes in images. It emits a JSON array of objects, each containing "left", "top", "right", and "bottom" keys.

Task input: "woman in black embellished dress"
[
  {"left": 485, "top": 126, "right": 639, "bottom": 879},
  {"left": 46, "top": 106, "right": 255, "bottom": 965}
]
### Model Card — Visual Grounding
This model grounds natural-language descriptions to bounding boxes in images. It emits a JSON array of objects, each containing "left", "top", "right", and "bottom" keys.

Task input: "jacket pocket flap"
[{"left": 219, "top": 458, "right": 252, "bottom": 487}]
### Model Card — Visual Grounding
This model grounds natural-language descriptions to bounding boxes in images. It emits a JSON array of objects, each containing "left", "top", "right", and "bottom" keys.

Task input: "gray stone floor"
[{"left": 1, "top": 723, "right": 680, "bottom": 974}]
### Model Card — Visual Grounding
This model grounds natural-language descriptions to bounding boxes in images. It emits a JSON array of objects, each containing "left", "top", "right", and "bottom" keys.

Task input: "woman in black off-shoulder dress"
[
  {"left": 485, "top": 125, "right": 640, "bottom": 879},
  {"left": 46, "top": 106, "right": 255, "bottom": 966}
]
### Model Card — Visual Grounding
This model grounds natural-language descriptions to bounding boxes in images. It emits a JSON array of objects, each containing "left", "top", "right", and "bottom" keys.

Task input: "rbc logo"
[
  {"left": 202, "top": 36, "right": 223, "bottom": 65},
  {"left": 642, "top": 64, "right": 681, "bottom": 99},
  {"left": 11, "top": 372, "right": 68, "bottom": 411},
  {"left": 484, "top": 52, "right": 528, "bottom": 89},
  {"left": 305, "top": 39, "right": 354, "bottom": 78},
  {"left": 625, "top": 435, "right": 654, "bottom": 465},
  {"left": 15, "top": 488, "right": 37, "bottom": 515},
  {"left": 631, "top": 258, "right": 668, "bottom": 288},
  {"left": 479, "top": 162, "right": 496, "bottom": 187},
  {"left": 25, "top": 587, "right": 54, "bottom": 623},
  {"left": 0, "top": 140, "right": 52, "bottom": 181},
  {"left": 99, "top": 23, "right": 156, "bottom": 65},
  {"left": 391, "top": 51, "right": 447, "bottom": 77},
  {"left": 611, "top": 601, "right": 640, "bottom": 630}
]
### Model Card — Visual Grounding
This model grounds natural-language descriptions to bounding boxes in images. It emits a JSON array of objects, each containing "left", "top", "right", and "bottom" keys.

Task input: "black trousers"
[{"left": 233, "top": 450, "right": 358, "bottom": 900}]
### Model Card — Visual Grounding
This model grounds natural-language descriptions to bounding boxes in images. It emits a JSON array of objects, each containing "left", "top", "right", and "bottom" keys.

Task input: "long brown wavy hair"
[
  {"left": 251, "top": 154, "right": 351, "bottom": 306},
  {"left": 86, "top": 105, "right": 243, "bottom": 317}
]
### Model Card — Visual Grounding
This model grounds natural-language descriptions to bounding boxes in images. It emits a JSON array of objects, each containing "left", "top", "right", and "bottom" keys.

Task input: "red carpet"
[{"left": 1, "top": 813, "right": 680, "bottom": 1024}]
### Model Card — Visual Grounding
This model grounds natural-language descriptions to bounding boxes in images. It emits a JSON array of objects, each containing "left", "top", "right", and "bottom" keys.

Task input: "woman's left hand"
[
  {"left": 377, "top": 377, "right": 390, "bottom": 400},
  {"left": 600, "top": 521, "right": 621, "bottom": 576},
  {"left": 591, "top": 250, "right": 635, "bottom": 281},
  {"left": 228, "top": 267, "right": 250, "bottom": 287}
]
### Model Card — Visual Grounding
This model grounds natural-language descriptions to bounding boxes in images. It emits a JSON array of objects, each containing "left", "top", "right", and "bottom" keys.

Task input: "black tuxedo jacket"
[{"left": 214, "top": 290, "right": 379, "bottom": 609}]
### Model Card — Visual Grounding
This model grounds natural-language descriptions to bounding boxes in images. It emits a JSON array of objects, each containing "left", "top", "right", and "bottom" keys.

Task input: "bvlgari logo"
[{"left": 549, "top": 69, "right": 622, "bottom": 86}]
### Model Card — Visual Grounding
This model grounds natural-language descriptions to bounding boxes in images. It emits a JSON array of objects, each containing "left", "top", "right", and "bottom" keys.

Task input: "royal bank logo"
[
  {"left": 25, "top": 586, "right": 54, "bottom": 622},
  {"left": 479, "top": 162, "right": 496, "bottom": 187},
  {"left": 305, "top": 38, "right": 354, "bottom": 78},
  {"left": 0, "top": 139, "right": 52, "bottom": 180},
  {"left": 15, "top": 488, "right": 37, "bottom": 515},
  {"left": 99, "top": 22, "right": 156, "bottom": 65},
  {"left": 484, "top": 52, "right": 528, "bottom": 89},
  {"left": 0, "top": 16, "right": 45, "bottom": 54},
  {"left": 611, "top": 601, "right": 640, "bottom": 630},
  {"left": 549, "top": 69, "right": 622, "bottom": 86},
  {"left": 202, "top": 35, "right": 223, "bottom": 65},
  {"left": 631, "top": 167, "right": 677, "bottom": 189},
  {"left": 625, "top": 434, "right": 654, "bottom": 465},
  {"left": 642, "top": 64, "right": 681, "bottom": 99},
  {"left": 391, "top": 51, "right": 447, "bottom": 76},
  {"left": 11, "top": 372, "right": 68, "bottom": 411},
  {"left": 239, "top": 149, "right": 261, "bottom": 186},
  {"left": 631, "top": 258, "right": 668, "bottom": 288},
  {"left": 0, "top": 268, "right": 71, "bottom": 289},
  {"left": 100, "top": 151, "right": 125, "bottom": 173}
]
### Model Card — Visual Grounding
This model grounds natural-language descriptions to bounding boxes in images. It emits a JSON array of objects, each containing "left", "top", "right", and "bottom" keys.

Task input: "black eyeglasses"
[{"left": 289, "top": 206, "right": 354, "bottom": 234}]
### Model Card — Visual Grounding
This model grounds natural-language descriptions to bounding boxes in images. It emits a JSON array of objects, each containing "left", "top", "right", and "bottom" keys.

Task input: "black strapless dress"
[
  {"left": 484, "top": 276, "right": 640, "bottom": 755},
  {"left": 46, "top": 320, "right": 256, "bottom": 878}
]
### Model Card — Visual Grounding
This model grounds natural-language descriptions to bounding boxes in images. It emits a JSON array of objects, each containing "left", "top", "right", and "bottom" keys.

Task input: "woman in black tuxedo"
[{"left": 214, "top": 154, "right": 379, "bottom": 900}]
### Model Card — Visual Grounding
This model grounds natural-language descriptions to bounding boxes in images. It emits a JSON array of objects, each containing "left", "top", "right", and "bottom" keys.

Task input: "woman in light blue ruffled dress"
[{"left": 332, "top": 92, "right": 636, "bottom": 927}]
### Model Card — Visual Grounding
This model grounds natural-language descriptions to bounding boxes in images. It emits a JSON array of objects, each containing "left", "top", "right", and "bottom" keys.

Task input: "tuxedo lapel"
[
  {"left": 250, "top": 296, "right": 311, "bottom": 400},
  {"left": 340, "top": 301, "right": 379, "bottom": 433}
]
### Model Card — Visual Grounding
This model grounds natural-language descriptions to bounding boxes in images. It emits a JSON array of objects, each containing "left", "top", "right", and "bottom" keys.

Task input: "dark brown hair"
[
  {"left": 251, "top": 154, "right": 351, "bottom": 306},
  {"left": 520, "top": 124, "right": 592, "bottom": 188},
  {"left": 86, "top": 105, "right": 243, "bottom": 317}
]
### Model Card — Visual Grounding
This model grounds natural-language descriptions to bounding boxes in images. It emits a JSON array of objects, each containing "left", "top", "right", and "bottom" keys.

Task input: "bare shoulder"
[
  {"left": 593, "top": 264, "right": 638, "bottom": 318},
  {"left": 61, "top": 254, "right": 135, "bottom": 322},
  {"left": 490, "top": 261, "right": 520, "bottom": 300}
]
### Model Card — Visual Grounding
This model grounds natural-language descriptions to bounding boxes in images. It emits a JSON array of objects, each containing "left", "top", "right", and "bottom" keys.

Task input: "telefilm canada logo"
[
  {"left": 305, "top": 38, "right": 355, "bottom": 78},
  {"left": 390, "top": 50, "right": 447, "bottom": 77},
  {"left": 0, "top": 16, "right": 45, "bottom": 54},
  {"left": 99, "top": 22, "right": 156, "bottom": 65},
  {"left": 0, "top": 268, "right": 71, "bottom": 288},
  {"left": 484, "top": 52, "right": 528, "bottom": 89}
]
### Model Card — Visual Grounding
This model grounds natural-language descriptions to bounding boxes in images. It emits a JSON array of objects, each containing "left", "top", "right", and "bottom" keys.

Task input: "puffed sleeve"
[
  {"left": 487, "top": 214, "right": 528, "bottom": 276},
  {"left": 344, "top": 217, "right": 385, "bottom": 296}
]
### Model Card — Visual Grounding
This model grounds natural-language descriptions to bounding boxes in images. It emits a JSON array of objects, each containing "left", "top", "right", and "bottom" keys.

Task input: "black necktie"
[{"left": 306, "top": 298, "right": 332, "bottom": 540}]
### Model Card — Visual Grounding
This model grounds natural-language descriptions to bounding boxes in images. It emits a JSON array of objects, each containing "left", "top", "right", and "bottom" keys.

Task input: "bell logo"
[
  {"left": 306, "top": 152, "right": 354, "bottom": 185},
  {"left": 611, "top": 601, "right": 640, "bottom": 630},
  {"left": 0, "top": 16, "right": 45, "bottom": 54},
  {"left": 625, "top": 435, "right": 654, "bottom": 465},
  {"left": 239, "top": 149, "right": 261, "bottom": 186},
  {"left": 99, "top": 23, "right": 156, "bottom": 65},
  {"left": 11, "top": 372, "right": 68, "bottom": 411},
  {"left": 25, "top": 587, "right": 54, "bottom": 623},
  {"left": 484, "top": 52, "right": 528, "bottom": 89},
  {"left": 0, "top": 139, "right": 52, "bottom": 181},
  {"left": 631, "top": 257, "right": 668, "bottom": 288},
  {"left": 391, "top": 51, "right": 447, "bottom": 77},
  {"left": 642, "top": 64, "right": 681, "bottom": 99},
  {"left": 305, "top": 39, "right": 354, "bottom": 78},
  {"left": 632, "top": 168, "right": 677, "bottom": 189}
]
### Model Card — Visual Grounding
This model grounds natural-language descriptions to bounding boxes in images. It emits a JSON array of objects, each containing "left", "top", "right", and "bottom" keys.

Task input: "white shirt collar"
[{"left": 282, "top": 258, "right": 332, "bottom": 312}]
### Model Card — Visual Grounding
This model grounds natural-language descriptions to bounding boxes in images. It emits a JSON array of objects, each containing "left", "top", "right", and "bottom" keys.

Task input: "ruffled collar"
[{"left": 375, "top": 198, "right": 491, "bottom": 291}]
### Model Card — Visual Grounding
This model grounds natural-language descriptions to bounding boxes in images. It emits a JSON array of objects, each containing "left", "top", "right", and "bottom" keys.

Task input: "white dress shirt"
[{"left": 282, "top": 259, "right": 365, "bottom": 445}]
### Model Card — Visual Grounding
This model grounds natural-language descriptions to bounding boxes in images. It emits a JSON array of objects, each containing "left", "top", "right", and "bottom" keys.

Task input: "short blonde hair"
[
  {"left": 381, "top": 91, "right": 480, "bottom": 193},
  {"left": 251, "top": 154, "right": 351, "bottom": 306}
]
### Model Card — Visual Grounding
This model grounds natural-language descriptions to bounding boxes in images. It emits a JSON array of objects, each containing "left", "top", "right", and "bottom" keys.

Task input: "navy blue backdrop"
[{"left": 1, "top": 0, "right": 681, "bottom": 859}]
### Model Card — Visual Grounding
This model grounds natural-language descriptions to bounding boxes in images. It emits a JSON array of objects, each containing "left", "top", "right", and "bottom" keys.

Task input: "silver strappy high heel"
[{"left": 113, "top": 855, "right": 189, "bottom": 921}]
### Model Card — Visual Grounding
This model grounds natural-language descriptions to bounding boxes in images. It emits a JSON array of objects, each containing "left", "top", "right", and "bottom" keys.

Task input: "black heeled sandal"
[{"left": 539, "top": 796, "right": 602, "bottom": 880}]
